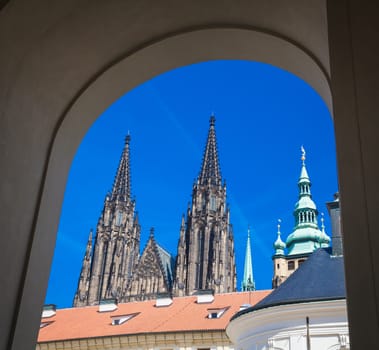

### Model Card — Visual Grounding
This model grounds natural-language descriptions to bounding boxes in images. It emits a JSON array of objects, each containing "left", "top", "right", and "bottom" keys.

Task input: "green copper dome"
[
  {"left": 273, "top": 220, "right": 286, "bottom": 256},
  {"left": 286, "top": 147, "right": 330, "bottom": 256},
  {"left": 295, "top": 196, "right": 317, "bottom": 210},
  {"left": 319, "top": 213, "right": 331, "bottom": 247}
]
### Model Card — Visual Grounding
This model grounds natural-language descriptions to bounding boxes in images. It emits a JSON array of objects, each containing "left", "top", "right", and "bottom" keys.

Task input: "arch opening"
[{"left": 45, "top": 59, "right": 337, "bottom": 308}]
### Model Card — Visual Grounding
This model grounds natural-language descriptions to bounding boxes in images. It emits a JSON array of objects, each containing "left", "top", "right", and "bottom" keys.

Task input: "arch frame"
[{"left": 10, "top": 27, "right": 333, "bottom": 349}]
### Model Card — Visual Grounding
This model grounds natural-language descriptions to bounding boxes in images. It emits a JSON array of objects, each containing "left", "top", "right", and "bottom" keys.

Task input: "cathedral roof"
[
  {"left": 231, "top": 249, "right": 345, "bottom": 321},
  {"left": 38, "top": 291, "right": 271, "bottom": 343},
  {"left": 198, "top": 115, "right": 222, "bottom": 186},
  {"left": 139, "top": 228, "right": 175, "bottom": 288},
  {"left": 156, "top": 243, "right": 175, "bottom": 287}
]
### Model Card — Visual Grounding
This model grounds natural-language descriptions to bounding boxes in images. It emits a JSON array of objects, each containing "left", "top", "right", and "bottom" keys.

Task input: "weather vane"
[{"left": 301, "top": 145, "right": 306, "bottom": 164}]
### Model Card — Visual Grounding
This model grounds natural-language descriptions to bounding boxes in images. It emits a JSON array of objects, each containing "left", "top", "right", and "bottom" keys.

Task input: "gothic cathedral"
[{"left": 73, "top": 116, "right": 236, "bottom": 306}]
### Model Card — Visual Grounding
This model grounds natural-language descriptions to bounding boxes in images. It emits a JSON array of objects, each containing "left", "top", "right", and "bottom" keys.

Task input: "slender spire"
[
  {"left": 295, "top": 146, "right": 317, "bottom": 227},
  {"left": 242, "top": 226, "right": 255, "bottom": 291},
  {"left": 299, "top": 146, "right": 310, "bottom": 187},
  {"left": 111, "top": 135, "right": 131, "bottom": 201},
  {"left": 198, "top": 115, "right": 221, "bottom": 186},
  {"left": 273, "top": 219, "right": 286, "bottom": 255}
]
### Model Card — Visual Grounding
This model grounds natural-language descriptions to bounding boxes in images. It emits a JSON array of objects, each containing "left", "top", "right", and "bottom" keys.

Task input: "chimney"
[
  {"left": 155, "top": 292, "right": 173, "bottom": 307},
  {"left": 326, "top": 192, "right": 343, "bottom": 256},
  {"left": 194, "top": 289, "right": 215, "bottom": 304},
  {"left": 42, "top": 304, "right": 56, "bottom": 318},
  {"left": 99, "top": 298, "right": 118, "bottom": 312}
]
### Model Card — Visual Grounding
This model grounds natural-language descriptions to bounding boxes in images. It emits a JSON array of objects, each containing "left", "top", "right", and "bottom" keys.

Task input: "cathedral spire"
[
  {"left": 241, "top": 226, "right": 255, "bottom": 291},
  {"left": 74, "top": 134, "right": 141, "bottom": 307},
  {"left": 198, "top": 115, "right": 221, "bottom": 186},
  {"left": 111, "top": 134, "right": 131, "bottom": 201},
  {"left": 173, "top": 115, "right": 236, "bottom": 297}
]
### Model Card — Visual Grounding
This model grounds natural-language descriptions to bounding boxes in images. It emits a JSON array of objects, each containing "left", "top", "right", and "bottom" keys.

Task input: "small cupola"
[{"left": 273, "top": 219, "right": 286, "bottom": 256}]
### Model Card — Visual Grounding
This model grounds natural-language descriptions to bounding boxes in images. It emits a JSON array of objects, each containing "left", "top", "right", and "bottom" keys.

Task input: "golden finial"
[{"left": 301, "top": 145, "right": 306, "bottom": 164}]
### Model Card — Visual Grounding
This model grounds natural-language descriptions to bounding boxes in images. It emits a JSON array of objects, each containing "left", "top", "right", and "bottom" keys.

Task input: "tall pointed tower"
[
  {"left": 241, "top": 227, "right": 255, "bottom": 291},
  {"left": 73, "top": 135, "right": 141, "bottom": 306},
  {"left": 285, "top": 146, "right": 330, "bottom": 255},
  {"left": 272, "top": 147, "right": 330, "bottom": 288},
  {"left": 173, "top": 115, "right": 236, "bottom": 297}
]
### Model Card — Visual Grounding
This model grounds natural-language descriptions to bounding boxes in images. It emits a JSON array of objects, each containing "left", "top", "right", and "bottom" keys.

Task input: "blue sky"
[{"left": 45, "top": 60, "right": 338, "bottom": 308}]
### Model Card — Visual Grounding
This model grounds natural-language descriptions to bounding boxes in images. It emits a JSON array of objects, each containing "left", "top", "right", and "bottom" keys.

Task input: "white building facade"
[{"left": 227, "top": 299, "right": 349, "bottom": 350}]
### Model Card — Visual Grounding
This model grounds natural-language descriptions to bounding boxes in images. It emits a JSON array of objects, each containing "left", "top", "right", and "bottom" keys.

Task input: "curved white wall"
[{"left": 227, "top": 300, "right": 350, "bottom": 350}]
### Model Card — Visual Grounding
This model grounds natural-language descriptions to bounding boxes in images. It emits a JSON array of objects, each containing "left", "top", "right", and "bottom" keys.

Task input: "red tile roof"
[{"left": 38, "top": 291, "right": 271, "bottom": 342}]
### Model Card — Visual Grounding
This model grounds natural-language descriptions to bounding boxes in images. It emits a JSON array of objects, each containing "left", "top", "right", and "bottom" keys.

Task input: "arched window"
[
  {"left": 116, "top": 211, "right": 122, "bottom": 226},
  {"left": 210, "top": 195, "right": 216, "bottom": 211}
]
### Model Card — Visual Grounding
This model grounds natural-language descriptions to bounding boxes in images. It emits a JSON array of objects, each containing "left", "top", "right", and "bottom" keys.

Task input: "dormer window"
[
  {"left": 111, "top": 312, "right": 139, "bottom": 325},
  {"left": 239, "top": 303, "right": 252, "bottom": 311},
  {"left": 207, "top": 306, "right": 229, "bottom": 319},
  {"left": 40, "top": 321, "right": 53, "bottom": 329}
]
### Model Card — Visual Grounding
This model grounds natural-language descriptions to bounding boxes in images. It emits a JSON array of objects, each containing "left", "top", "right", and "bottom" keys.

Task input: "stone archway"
[
  {"left": 3, "top": 2, "right": 379, "bottom": 349},
  {"left": 19, "top": 27, "right": 331, "bottom": 350}
]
